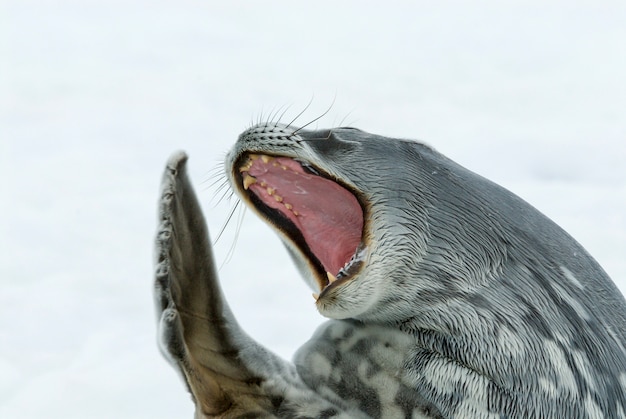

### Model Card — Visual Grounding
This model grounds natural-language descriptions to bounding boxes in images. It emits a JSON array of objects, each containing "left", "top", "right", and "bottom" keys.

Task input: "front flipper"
[{"left": 154, "top": 152, "right": 363, "bottom": 418}]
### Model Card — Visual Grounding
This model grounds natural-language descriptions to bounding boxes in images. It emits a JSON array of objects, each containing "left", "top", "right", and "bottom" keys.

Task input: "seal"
[{"left": 155, "top": 124, "right": 626, "bottom": 418}]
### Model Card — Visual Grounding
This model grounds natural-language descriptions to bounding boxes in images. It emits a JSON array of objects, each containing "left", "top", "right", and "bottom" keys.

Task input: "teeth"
[
  {"left": 239, "top": 161, "right": 253, "bottom": 172},
  {"left": 312, "top": 293, "right": 320, "bottom": 301},
  {"left": 261, "top": 155, "right": 273, "bottom": 163},
  {"left": 239, "top": 153, "right": 262, "bottom": 172},
  {"left": 326, "top": 272, "right": 337, "bottom": 284},
  {"left": 337, "top": 247, "right": 367, "bottom": 279},
  {"left": 242, "top": 174, "right": 256, "bottom": 190},
  {"left": 242, "top": 176, "right": 292, "bottom": 209}
]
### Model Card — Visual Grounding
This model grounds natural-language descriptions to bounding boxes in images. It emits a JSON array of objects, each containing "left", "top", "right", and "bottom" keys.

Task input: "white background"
[{"left": 2, "top": 1, "right": 625, "bottom": 417}]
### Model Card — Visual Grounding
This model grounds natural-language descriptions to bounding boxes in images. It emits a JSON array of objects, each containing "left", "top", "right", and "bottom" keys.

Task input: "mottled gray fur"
[{"left": 155, "top": 124, "right": 626, "bottom": 418}]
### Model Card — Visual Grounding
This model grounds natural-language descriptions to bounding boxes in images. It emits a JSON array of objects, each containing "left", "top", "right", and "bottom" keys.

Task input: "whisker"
[
  {"left": 203, "top": 166, "right": 225, "bottom": 183},
  {"left": 201, "top": 168, "right": 227, "bottom": 197},
  {"left": 201, "top": 156, "right": 226, "bottom": 177},
  {"left": 292, "top": 133, "right": 333, "bottom": 142},
  {"left": 208, "top": 181, "right": 234, "bottom": 207},
  {"left": 285, "top": 95, "right": 315, "bottom": 130},
  {"left": 291, "top": 95, "right": 336, "bottom": 137},
  {"left": 220, "top": 203, "right": 247, "bottom": 269},
  {"left": 209, "top": 175, "right": 229, "bottom": 192},
  {"left": 266, "top": 104, "right": 282, "bottom": 127},
  {"left": 337, "top": 108, "right": 356, "bottom": 127},
  {"left": 213, "top": 200, "right": 240, "bottom": 246},
  {"left": 276, "top": 104, "right": 293, "bottom": 126}
]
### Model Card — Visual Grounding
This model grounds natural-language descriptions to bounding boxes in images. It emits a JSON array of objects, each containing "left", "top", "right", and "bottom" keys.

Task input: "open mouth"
[{"left": 236, "top": 153, "right": 366, "bottom": 297}]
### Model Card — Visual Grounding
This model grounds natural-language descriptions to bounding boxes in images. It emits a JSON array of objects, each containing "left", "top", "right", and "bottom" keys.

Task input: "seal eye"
[{"left": 237, "top": 154, "right": 364, "bottom": 290}]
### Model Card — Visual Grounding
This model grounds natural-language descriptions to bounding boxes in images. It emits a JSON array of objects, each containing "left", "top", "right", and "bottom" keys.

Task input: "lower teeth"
[{"left": 337, "top": 246, "right": 367, "bottom": 279}]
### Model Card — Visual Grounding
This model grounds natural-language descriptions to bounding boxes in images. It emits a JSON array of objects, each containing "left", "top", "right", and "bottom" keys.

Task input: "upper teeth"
[
  {"left": 239, "top": 156, "right": 301, "bottom": 216},
  {"left": 242, "top": 174, "right": 256, "bottom": 190}
]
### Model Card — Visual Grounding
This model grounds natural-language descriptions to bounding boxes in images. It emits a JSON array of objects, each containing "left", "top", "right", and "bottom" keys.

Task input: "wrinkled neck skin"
[{"left": 226, "top": 123, "right": 626, "bottom": 416}]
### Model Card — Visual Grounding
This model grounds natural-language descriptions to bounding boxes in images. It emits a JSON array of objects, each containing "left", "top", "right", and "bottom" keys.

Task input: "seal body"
[{"left": 155, "top": 124, "right": 626, "bottom": 418}]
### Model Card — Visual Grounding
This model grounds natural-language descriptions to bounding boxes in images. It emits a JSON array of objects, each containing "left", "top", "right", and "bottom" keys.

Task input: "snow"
[{"left": 2, "top": 1, "right": 625, "bottom": 417}]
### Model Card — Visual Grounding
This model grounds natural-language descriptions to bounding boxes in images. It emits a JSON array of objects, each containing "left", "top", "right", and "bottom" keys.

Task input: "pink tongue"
[{"left": 247, "top": 157, "right": 363, "bottom": 276}]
